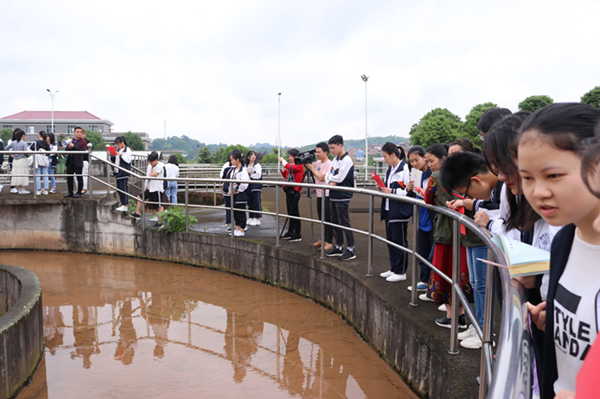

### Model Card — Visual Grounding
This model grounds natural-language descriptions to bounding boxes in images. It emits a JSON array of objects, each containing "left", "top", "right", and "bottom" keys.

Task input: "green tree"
[
  {"left": 518, "top": 95, "right": 553, "bottom": 112},
  {"left": 85, "top": 130, "right": 106, "bottom": 151},
  {"left": 581, "top": 86, "right": 600, "bottom": 110},
  {"left": 410, "top": 108, "right": 463, "bottom": 148},
  {"left": 123, "top": 132, "right": 145, "bottom": 151},
  {"left": 461, "top": 102, "right": 498, "bottom": 146},
  {"left": 260, "top": 147, "right": 279, "bottom": 164},
  {"left": 0, "top": 128, "right": 12, "bottom": 145},
  {"left": 197, "top": 147, "right": 212, "bottom": 163},
  {"left": 212, "top": 144, "right": 249, "bottom": 164}
]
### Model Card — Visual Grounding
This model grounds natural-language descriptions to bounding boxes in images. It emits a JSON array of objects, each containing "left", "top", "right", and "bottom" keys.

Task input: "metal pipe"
[
  {"left": 449, "top": 219, "right": 461, "bottom": 355},
  {"left": 410, "top": 204, "right": 419, "bottom": 307},
  {"left": 320, "top": 190, "right": 326, "bottom": 259},
  {"left": 185, "top": 181, "right": 189, "bottom": 232},
  {"left": 366, "top": 194, "right": 374, "bottom": 276},
  {"left": 275, "top": 183, "right": 280, "bottom": 247},
  {"left": 88, "top": 143, "right": 93, "bottom": 199}
]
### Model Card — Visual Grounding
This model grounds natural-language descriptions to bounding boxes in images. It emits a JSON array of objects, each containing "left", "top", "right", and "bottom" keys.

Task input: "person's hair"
[
  {"left": 230, "top": 149, "right": 243, "bottom": 163},
  {"left": 226, "top": 153, "right": 232, "bottom": 164},
  {"left": 288, "top": 148, "right": 299, "bottom": 157},
  {"left": 328, "top": 135, "right": 344, "bottom": 146},
  {"left": 425, "top": 143, "right": 448, "bottom": 160},
  {"left": 316, "top": 142, "right": 329, "bottom": 154},
  {"left": 407, "top": 145, "right": 426, "bottom": 158},
  {"left": 47, "top": 132, "right": 56, "bottom": 145},
  {"left": 245, "top": 150, "right": 257, "bottom": 165},
  {"left": 114, "top": 136, "right": 127, "bottom": 146},
  {"left": 381, "top": 142, "right": 405, "bottom": 160},
  {"left": 12, "top": 128, "right": 24, "bottom": 141},
  {"left": 480, "top": 112, "right": 538, "bottom": 230},
  {"left": 477, "top": 107, "right": 512, "bottom": 133},
  {"left": 581, "top": 135, "right": 600, "bottom": 198},
  {"left": 439, "top": 152, "right": 489, "bottom": 194},
  {"left": 38, "top": 130, "right": 48, "bottom": 142},
  {"left": 74, "top": 126, "right": 84, "bottom": 133},
  {"left": 148, "top": 151, "right": 159, "bottom": 162},
  {"left": 168, "top": 154, "right": 179, "bottom": 166},
  {"left": 449, "top": 137, "right": 479, "bottom": 154},
  {"left": 518, "top": 102, "right": 600, "bottom": 154}
]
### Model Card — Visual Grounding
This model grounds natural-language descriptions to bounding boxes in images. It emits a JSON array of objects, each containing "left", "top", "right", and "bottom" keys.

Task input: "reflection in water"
[{"left": 5, "top": 252, "right": 416, "bottom": 399}]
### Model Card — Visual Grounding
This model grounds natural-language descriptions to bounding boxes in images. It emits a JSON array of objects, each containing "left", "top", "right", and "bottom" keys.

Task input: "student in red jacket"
[{"left": 279, "top": 149, "right": 304, "bottom": 242}]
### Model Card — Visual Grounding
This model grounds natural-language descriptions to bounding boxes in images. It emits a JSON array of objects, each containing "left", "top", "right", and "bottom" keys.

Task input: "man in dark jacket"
[{"left": 64, "top": 127, "right": 88, "bottom": 198}]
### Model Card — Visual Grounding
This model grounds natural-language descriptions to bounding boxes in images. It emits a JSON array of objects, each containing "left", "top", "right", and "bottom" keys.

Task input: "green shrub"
[{"left": 157, "top": 207, "right": 198, "bottom": 234}]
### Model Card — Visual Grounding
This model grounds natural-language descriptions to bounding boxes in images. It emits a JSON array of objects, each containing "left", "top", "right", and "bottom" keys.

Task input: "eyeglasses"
[
  {"left": 478, "top": 132, "right": 485, "bottom": 141},
  {"left": 464, "top": 172, "right": 477, "bottom": 198}
]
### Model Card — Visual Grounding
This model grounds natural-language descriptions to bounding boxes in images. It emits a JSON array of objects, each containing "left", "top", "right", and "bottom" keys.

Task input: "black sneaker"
[
  {"left": 289, "top": 235, "right": 302, "bottom": 242},
  {"left": 281, "top": 232, "right": 293, "bottom": 240},
  {"left": 435, "top": 315, "right": 467, "bottom": 329},
  {"left": 129, "top": 213, "right": 141, "bottom": 220},
  {"left": 339, "top": 250, "right": 356, "bottom": 261},
  {"left": 325, "top": 247, "right": 344, "bottom": 257}
]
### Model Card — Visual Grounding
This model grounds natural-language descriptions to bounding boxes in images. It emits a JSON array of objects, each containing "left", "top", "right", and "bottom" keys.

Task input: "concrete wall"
[
  {"left": 0, "top": 197, "right": 476, "bottom": 398},
  {"left": 0, "top": 264, "right": 44, "bottom": 399}
]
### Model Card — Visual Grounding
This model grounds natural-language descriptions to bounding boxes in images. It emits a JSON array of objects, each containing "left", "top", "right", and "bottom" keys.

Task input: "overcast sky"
[{"left": 2, "top": 0, "right": 599, "bottom": 148}]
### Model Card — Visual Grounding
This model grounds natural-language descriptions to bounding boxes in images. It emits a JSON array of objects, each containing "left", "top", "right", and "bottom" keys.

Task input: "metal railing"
[{"left": 0, "top": 148, "right": 530, "bottom": 399}]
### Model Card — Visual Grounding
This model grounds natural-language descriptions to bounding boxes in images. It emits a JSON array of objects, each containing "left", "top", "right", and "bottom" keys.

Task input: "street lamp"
[
  {"left": 277, "top": 93, "right": 281, "bottom": 169},
  {"left": 360, "top": 75, "right": 368, "bottom": 181},
  {"left": 46, "top": 89, "right": 58, "bottom": 134}
]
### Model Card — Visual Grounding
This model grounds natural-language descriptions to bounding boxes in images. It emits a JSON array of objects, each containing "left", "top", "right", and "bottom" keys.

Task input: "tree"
[
  {"left": 461, "top": 102, "right": 498, "bottom": 146},
  {"left": 85, "top": 130, "right": 106, "bottom": 151},
  {"left": 197, "top": 147, "right": 212, "bottom": 163},
  {"left": 518, "top": 95, "right": 553, "bottom": 112},
  {"left": 410, "top": 108, "right": 463, "bottom": 148},
  {"left": 581, "top": 86, "right": 600, "bottom": 110},
  {"left": 123, "top": 132, "right": 145, "bottom": 151},
  {"left": 0, "top": 128, "right": 12, "bottom": 145},
  {"left": 260, "top": 147, "right": 279, "bottom": 164},
  {"left": 212, "top": 144, "right": 249, "bottom": 164}
]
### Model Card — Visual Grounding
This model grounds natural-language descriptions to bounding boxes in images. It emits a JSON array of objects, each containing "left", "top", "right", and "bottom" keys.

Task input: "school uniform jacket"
[
  {"left": 379, "top": 160, "right": 412, "bottom": 222},
  {"left": 325, "top": 153, "right": 354, "bottom": 202}
]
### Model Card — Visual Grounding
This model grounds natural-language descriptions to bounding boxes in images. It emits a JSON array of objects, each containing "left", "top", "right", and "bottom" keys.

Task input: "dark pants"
[
  {"left": 248, "top": 190, "right": 262, "bottom": 219},
  {"left": 224, "top": 196, "right": 231, "bottom": 224},
  {"left": 233, "top": 202, "right": 247, "bottom": 229},
  {"left": 330, "top": 200, "right": 354, "bottom": 249},
  {"left": 285, "top": 190, "right": 301, "bottom": 236},
  {"left": 417, "top": 228, "right": 434, "bottom": 283},
  {"left": 117, "top": 178, "right": 129, "bottom": 206},
  {"left": 317, "top": 196, "right": 333, "bottom": 244},
  {"left": 385, "top": 216, "right": 408, "bottom": 274},
  {"left": 66, "top": 163, "right": 83, "bottom": 195}
]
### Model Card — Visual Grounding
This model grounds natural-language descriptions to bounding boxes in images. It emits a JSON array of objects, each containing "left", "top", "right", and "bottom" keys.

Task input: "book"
[
  {"left": 106, "top": 145, "right": 117, "bottom": 156},
  {"left": 371, "top": 172, "right": 386, "bottom": 189},
  {"left": 478, "top": 235, "right": 550, "bottom": 277},
  {"left": 410, "top": 168, "right": 423, "bottom": 188}
]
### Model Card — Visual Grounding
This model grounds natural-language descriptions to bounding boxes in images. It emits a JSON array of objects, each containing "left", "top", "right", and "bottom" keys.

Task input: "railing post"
[
  {"left": 275, "top": 184, "right": 281, "bottom": 247},
  {"left": 229, "top": 179, "right": 235, "bottom": 239},
  {"left": 33, "top": 154, "right": 38, "bottom": 199},
  {"left": 320, "top": 190, "right": 326, "bottom": 259},
  {"left": 87, "top": 143, "right": 93, "bottom": 198},
  {"left": 479, "top": 246, "right": 496, "bottom": 398},
  {"left": 449, "top": 219, "right": 461, "bottom": 355},
  {"left": 106, "top": 154, "right": 110, "bottom": 196},
  {"left": 213, "top": 182, "right": 216, "bottom": 206},
  {"left": 366, "top": 194, "right": 374, "bottom": 276},
  {"left": 185, "top": 181, "right": 189, "bottom": 232},
  {"left": 410, "top": 204, "right": 419, "bottom": 307}
]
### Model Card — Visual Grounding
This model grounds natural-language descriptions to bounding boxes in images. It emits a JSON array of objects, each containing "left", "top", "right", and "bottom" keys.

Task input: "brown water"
[{"left": 5, "top": 252, "right": 417, "bottom": 399}]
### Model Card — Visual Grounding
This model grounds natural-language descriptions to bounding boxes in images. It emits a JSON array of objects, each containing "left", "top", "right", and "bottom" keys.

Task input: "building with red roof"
[{"left": 1, "top": 111, "right": 114, "bottom": 137}]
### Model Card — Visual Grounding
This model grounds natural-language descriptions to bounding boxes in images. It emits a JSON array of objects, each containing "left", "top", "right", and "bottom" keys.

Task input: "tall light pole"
[
  {"left": 360, "top": 75, "right": 369, "bottom": 181},
  {"left": 46, "top": 89, "right": 58, "bottom": 134},
  {"left": 277, "top": 93, "right": 281, "bottom": 169}
]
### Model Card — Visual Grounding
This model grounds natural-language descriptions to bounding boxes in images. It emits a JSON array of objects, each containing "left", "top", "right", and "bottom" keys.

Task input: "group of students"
[
  {"left": 0, "top": 127, "right": 89, "bottom": 197},
  {"left": 374, "top": 104, "right": 600, "bottom": 399}
]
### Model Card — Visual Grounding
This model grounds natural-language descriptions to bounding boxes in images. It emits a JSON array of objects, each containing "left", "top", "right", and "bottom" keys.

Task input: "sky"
[{"left": 2, "top": 0, "right": 599, "bottom": 148}]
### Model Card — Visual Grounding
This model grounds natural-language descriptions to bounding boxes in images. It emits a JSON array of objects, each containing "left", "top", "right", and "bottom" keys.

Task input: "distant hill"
[{"left": 297, "top": 135, "right": 409, "bottom": 151}]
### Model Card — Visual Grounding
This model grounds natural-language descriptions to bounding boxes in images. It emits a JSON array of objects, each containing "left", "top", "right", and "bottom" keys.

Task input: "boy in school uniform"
[{"left": 325, "top": 135, "right": 356, "bottom": 261}]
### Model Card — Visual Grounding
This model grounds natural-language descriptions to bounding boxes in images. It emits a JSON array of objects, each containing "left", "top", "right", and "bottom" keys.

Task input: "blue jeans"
[
  {"left": 166, "top": 181, "right": 178, "bottom": 204},
  {"left": 466, "top": 246, "right": 488, "bottom": 327},
  {"left": 35, "top": 166, "right": 49, "bottom": 190},
  {"left": 47, "top": 166, "right": 56, "bottom": 188}
]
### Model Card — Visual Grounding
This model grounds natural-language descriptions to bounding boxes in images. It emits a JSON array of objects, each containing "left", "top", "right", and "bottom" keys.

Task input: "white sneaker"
[
  {"left": 0, "top": 185, "right": 3, "bottom": 193},
  {"left": 247, "top": 219, "right": 255, "bottom": 226},
  {"left": 42, "top": 189, "right": 49, "bottom": 195},
  {"left": 255, "top": 219, "right": 261, "bottom": 226},
  {"left": 419, "top": 293, "right": 434, "bottom": 302},
  {"left": 50, "top": 188, "right": 56, "bottom": 193},
  {"left": 149, "top": 216, "right": 158, "bottom": 222},
  {"left": 438, "top": 304, "right": 447, "bottom": 312},
  {"left": 36, "top": 190, "right": 42, "bottom": 195},
  {"left": 10, "top": 188, "right": 18, "bottom": 193},
  {"left": 386, "top": 273, "right": 407, "bottom": 282},
  {"left": 234, "top": 230, "right": 244, "bottom": 237},
  {"left": 18, "top": 189, "right": 30, "bottom": 194},
  {"left": 460, "top": 334, "right": 483, "bottom": 350},
  {"left": 458, "top": 324, "right": 477, "bottom": 341},
  {"left": 115, "top": 205, "right": 128, "bottom": 212},
  {"left": 380, "top": 270, "right": 394, "bottom": 278}
]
